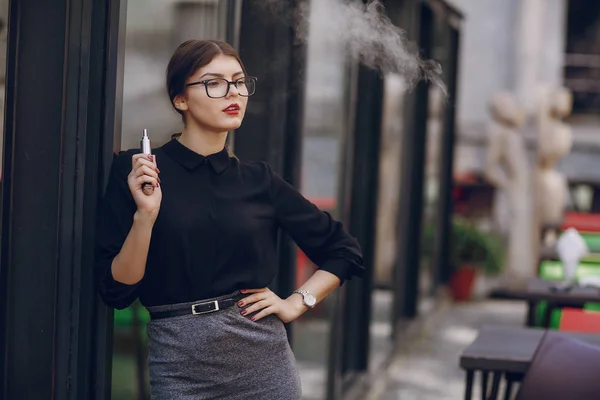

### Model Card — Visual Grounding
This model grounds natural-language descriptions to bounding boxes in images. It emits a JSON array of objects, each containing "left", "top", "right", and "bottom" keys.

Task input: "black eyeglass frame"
[{"left": 185, "top": 76, "right": 258, "bottom": 98}]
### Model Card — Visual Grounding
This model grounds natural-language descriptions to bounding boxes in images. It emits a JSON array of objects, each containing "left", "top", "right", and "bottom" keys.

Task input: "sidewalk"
[{"left": 365, "top": 298, "right": 527, "bottom": 400}]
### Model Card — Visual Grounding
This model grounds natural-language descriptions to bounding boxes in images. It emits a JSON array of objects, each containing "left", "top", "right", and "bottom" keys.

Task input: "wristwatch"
[{"left": 293, "top": 289, "right": 317, "bottom": 309}]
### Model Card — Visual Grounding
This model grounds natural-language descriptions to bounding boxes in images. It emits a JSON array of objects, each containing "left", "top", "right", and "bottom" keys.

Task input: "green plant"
[{"left": 450, "top": 217, "right": 504, "bottom": 275}]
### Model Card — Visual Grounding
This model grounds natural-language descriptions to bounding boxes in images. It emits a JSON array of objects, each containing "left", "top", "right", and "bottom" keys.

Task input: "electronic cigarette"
[{"left": 140, "top": 129, "right": 155, "bottom": 196}]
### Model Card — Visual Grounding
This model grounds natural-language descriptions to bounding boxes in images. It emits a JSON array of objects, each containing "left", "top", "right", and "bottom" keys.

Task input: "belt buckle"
[{"left": 191, "top": 300, "right": 220, "bottom": 315}]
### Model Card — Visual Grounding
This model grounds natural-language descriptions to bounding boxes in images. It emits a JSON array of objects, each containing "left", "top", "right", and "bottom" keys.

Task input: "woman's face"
[{"left": 175, "top": 55, "right": 249, "bottom": 133}]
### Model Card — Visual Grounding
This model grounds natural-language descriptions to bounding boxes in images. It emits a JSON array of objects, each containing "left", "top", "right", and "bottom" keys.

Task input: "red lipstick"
[{"left": 223, "top": 103, "right": 240, "bottom": 115}]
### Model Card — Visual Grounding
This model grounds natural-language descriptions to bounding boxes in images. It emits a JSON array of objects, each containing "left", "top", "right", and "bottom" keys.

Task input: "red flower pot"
[{"left": 449, "top": 265, "right": 477, "bottom": 301}]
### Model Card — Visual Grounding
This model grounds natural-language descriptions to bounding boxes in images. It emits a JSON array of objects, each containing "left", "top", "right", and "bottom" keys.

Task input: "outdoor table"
[
  {"left": 459, "top": 325, "right": 600, "bottom": 400},
  {"left": 491, "top": 278, "right": 600, "bottom": 327}
]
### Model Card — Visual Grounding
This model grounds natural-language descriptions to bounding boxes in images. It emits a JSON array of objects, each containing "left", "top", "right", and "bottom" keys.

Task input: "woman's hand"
[
  {"left": 128, "top": 153, "right": 162, "bottom": 222},
  {"left": 237, "top": 288, "right": 307, "bottom": 323}
]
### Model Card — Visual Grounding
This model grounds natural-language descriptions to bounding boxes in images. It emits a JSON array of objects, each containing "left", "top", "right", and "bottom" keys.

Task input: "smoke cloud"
[{"left": 260, "top": 0, "right": 445, "bottom": 92}]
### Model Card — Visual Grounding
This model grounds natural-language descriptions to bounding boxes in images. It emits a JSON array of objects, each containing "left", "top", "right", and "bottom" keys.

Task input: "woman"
[{"left": 96, "top": 39, "right": 365, "bottom": 399}]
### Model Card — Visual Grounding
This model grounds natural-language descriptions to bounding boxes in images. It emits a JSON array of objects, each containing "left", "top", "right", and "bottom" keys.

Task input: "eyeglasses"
[{"left": 185, "top": 76, "right": 257, "bottom": 98}]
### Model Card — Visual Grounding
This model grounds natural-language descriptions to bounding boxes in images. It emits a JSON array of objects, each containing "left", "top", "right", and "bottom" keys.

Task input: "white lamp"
[{"left": 556, "top": 228, "right": 589, "bottom": 285}]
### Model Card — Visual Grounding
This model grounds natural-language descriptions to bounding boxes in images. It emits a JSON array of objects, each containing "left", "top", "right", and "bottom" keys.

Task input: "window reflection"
[
  {"left": 293, "top": 0, "right": 350, "bottom": 398},
  {"left": 113, "top": 1, "right": 230, "bottom": 398},
  {"left": 419, "top": 85, "right": 445, "bottom": 298},
  {"left": 369, "top": 73, "right": 406, "bottom": 370},
  {"left": 374, "top": 74, "right": 406, "bottom": 288}
]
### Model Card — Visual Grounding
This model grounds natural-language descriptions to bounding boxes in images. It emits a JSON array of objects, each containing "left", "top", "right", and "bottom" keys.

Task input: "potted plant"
[{"left": 449, "top": 217, "right": 504, "bottom": 301}]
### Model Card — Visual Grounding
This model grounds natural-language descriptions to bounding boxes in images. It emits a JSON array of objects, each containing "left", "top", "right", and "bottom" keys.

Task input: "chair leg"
[
  {"left": 503, "top": 376, "right": 514, "bottom": 400},
  {"left": 503, "top": 372, "right": 521, "bottom": 400},
  {"left": 481, "top": 370, "right": 489, "bottom": 400},
  {"left": 525, "top": 301, "right": 536, "bottom": 327},
  {"left": 465, "top": 370, "right": 474, "bottom": 400},
  {"left": 487, "top": 372, "right": 501, "bottom": 400}
]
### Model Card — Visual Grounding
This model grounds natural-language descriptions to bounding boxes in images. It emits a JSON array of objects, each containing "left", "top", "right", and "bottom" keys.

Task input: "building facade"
[{"left": 0, "top": 1, "right": 462, "bottom": 399}]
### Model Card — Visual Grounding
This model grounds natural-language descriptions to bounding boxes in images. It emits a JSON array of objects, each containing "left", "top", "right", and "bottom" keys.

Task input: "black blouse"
[{"left": 95, "top": 138, "right": 365, "bottom": 309}]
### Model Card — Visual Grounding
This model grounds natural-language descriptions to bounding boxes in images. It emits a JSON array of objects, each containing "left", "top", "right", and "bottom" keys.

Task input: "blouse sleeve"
[
  {"left": 95, "top": 151, "right": 141, "bottom": 309},
  {"left": 267, "top": 164, "right": 365, "bottom": 285}
]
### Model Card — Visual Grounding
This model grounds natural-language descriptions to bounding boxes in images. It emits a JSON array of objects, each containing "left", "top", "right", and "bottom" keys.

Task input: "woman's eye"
[{"left": 206, "top": 81, "right": 220, "bottom": 87}]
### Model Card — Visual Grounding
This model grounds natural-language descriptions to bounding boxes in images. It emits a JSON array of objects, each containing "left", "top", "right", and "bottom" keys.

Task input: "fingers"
[
  {"left": 240, "top": 288, "right": 268, "bottom": 294},
  {"left": 133, "top": 165, "right": 160, "bottom": 181},
  {"left": 131, "top": 153, "right": 146, "bottom": 164},
  {"left": 130, "top": 170, "right": 159, "bottom": 190},
  {"left": 239, "top": 299, "right": 268, "bottom": 316},
  {"left": 237, "top": 291, "right": 268, "bottom": 308},
  {"left": 136, "top": 175, "right": 158, "bottom": 188},
  {"left": 132, "top": 153, "right": 158, "bottom": 167},
  {"left": 133, "top": 157, "right": 160, "bottom": 173},
  {"left": 249, "top": 306, "right": 276, "bottom": 322},
  {"left": 130, "top": 154, "right": 161, "bottom": 190},
  {"left": 238, "top": 289, "right": 277, "bottom": 321}
]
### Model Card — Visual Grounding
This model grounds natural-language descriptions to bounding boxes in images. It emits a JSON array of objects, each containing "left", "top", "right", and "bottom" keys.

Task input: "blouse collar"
[{"left": 162, "top": 137, "right": 230, "bottom": 173}]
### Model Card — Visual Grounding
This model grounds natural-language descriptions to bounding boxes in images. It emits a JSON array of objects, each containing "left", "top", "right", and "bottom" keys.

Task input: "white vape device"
[{"left": 140, "top": 129, "right": 154, "bottom": 195}]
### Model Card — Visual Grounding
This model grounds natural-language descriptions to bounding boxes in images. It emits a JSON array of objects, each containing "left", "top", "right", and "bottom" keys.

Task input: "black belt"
[{"left": 149, "top": 296, "right": 242, "bottom": 320}]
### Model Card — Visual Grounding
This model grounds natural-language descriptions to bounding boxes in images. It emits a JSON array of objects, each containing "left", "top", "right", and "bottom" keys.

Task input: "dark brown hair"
[{"left": 166, "top": 39, "right": 247, "bottom": 119}]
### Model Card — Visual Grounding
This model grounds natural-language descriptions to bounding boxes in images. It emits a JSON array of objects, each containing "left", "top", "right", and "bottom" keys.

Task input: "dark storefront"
[{"left": 0, "top": 0, "right": 461, "bottom": 399}]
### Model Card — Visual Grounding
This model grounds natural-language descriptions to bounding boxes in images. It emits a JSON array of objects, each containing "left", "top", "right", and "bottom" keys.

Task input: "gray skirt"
[{"left": 145, "top": 290, "right": 302, "bottom": 400}]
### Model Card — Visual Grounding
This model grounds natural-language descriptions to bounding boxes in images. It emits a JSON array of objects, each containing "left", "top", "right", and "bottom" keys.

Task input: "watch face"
[{"left": 304, "top": 293, "right": 317, "bottom": 307}]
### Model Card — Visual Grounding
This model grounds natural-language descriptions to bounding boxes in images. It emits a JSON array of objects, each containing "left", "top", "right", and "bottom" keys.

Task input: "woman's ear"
[{"left": 173, "top": 95, "right": 188, "bottom": 112}]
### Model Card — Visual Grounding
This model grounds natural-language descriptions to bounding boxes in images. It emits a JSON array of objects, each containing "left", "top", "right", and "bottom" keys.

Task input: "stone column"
[
  {"left": 514, "top": 0, "right": 545, "bottom": 113},
  {"left": 514, "top": 0, "right": 568, "bottom": 265},
  {"left": 514, "top": 0, "right": 567, "bottom": 114}
]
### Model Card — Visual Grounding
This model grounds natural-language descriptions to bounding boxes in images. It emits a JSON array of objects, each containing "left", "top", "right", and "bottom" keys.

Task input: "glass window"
[
  {"left": 373, "top": 74, "right": 406, "bottom": 288},
  {"left": 0, "top": 0, "right": 7, "bottom": 177},
  {"left": 112, "top": 1, "right": 234, "bottom": 398},
  {"left": 419, "top": 85, "right": 445, "bottom": 301},
  {"left": 120, "top": 0, "right": 231, "bottom": 150},
  {"left": 292, "top": 0, "right": 351, "bottom": 397},
  {"left": 369, "top": 72, "right": 406, "bottom": 370},
  {"left": 564, "top": 0, "right": 600, "bottom": 115},
  {"left": 0, "top": 0, "right": 8, "bottom": 365}
]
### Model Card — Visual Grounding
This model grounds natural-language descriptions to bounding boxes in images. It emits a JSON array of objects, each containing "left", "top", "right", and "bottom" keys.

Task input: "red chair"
[
  {"left": 559, "top": 307, "right": 600, "bottom": 333},
  {"left": 561, "top": 212, "right": 600, "bottom": 233}
]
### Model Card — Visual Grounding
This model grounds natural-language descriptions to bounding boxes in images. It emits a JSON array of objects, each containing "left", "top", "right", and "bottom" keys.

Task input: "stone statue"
[
  {"left": 535, "top": 87, "right": 573, "bottom": 246},
  {"left": 484, "top": 92, "right": 534, "bottom": 287}
]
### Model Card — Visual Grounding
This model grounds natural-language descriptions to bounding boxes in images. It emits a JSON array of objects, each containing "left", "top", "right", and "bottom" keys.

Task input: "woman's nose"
[{"left": 227, "top": 82, "right": 240, "bottom": 97}]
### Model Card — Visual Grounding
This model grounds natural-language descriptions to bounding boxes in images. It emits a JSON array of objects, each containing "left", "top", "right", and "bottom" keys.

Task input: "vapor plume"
[{"left": 260, "top": 0, "right": 445, "bottom": 92}]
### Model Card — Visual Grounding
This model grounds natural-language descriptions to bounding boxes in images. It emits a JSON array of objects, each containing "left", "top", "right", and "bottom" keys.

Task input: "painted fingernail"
[
  {"left": 250, "top": 316, "right": 256, "bottom": 321},
  {"left": 240, "top": 310, "right": 247, "bottom": 316},
  {"left": 237, "top": 301, "right": 243, "bottom": 307}
]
